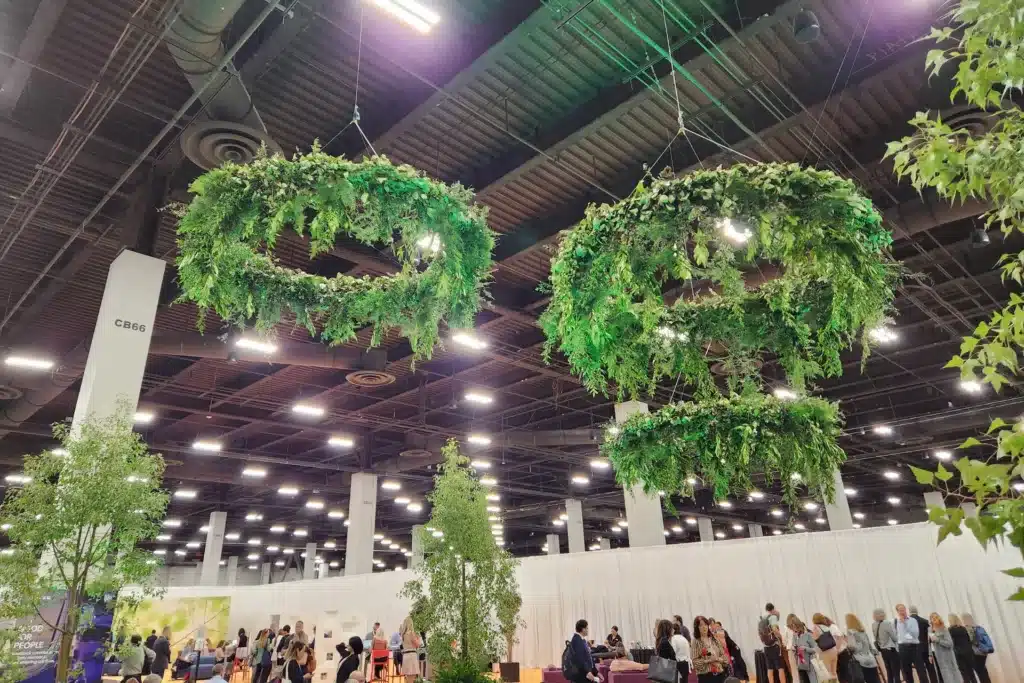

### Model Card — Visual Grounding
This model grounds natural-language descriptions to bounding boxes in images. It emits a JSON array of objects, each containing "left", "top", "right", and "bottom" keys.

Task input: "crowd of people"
[{"left": 565, "top": 603, "right": 995, "bottom": 683}]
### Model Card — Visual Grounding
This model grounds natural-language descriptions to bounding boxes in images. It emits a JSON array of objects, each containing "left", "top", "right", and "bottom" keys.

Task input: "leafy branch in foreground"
[
  {"left": 0, "top": 405, "right": 169, "bottom": 682},
  {"left": 887, "top": 0, "right": 1024, "bottom": 599}
]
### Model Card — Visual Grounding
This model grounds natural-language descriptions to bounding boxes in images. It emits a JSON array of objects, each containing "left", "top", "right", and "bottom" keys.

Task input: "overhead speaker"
[
  {"left": 793, "top": 9, "right": 821, "bottom": 44},
  {"left": 181, "top": 120, "right": 283, "bottom": 170}
]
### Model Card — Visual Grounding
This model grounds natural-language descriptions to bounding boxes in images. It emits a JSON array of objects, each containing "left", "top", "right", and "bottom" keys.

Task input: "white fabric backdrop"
[{"left": 140, "top": 524, "right": 1023, "bottom": 682}]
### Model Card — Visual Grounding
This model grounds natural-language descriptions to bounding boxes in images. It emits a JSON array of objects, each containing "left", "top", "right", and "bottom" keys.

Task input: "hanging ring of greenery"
[
  {"left": 175, "top": 145, "right": 495, "bottom": 358},
  {"left": 603, "top": 392, "right": 846, "bottom": 507},
  {"left": 541, "top": 162, "right": 900, "bottom": 398}
]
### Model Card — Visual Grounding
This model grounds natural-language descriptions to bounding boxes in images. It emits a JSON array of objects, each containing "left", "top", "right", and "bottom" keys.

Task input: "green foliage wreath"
[
  {"left": 541, "top": 163, "right": 899, "bottom": 398},
  {"left": 603, "top": 392, "right": 846, "bottom": 506},
  {"left": 175, "top": 146, "right": 495, "bottom": 357}
]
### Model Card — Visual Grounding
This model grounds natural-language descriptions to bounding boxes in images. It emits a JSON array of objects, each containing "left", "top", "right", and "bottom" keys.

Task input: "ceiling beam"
[{"left": 0, "top": 0, "right": 68, "bottom": 115}]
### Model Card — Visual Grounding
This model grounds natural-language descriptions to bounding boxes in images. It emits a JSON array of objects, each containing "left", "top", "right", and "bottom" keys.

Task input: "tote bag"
[{"left": 647, "top": 656, "right": 677, "bottom": 683}]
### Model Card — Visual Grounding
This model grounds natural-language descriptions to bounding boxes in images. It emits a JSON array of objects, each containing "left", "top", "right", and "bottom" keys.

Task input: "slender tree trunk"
[
  {"left": 460, "top": 560, "right": 467, "bottom": 662},
  {"left": 55, "top": 588, "right": 80, "bottom": 683}
]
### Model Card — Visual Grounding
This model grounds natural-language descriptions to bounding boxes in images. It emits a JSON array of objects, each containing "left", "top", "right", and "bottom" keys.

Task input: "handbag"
[
  {"left": 647, "top": 656, "right": 677, "bottom": 683},
  {"left": 816, "top": 628, "right": 836, "bottom": 651}
]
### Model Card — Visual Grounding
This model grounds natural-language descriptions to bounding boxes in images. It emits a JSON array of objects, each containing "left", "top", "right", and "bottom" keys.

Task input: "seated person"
[
  {"left": 609, "top": 645, "right": 648, "bottom": 672},
  {"left": 606, "top": 627, "right": 623, "bottom": 649}
]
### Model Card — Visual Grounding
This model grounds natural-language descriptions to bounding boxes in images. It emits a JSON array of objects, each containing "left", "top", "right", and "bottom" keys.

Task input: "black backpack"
[
  {"left": 758, "top": 616, "right": 777, "bottom": 647},
  {"left": 562, "top": 640, "right": 580, "bottom": 680}
]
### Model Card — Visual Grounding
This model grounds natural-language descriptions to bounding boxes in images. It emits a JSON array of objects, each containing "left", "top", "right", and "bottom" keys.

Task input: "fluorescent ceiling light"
[
  {"left": 242, "top": 467, "right": 267, "bottom": 478},
  {"left": 283, "top": 548, "right": 294, "bottom": 554},
  {"left": 815, "top": 517, "right": 826, "bottom": 525},
  {"left": 571, "top": 474, "right": 589, "bottom": 485},
  {"left": 247, "top": 538, "right": 262, "bottom": 546},
  {"left": 959, "top": 379, "right": 983, "bottom": 394},
  {"left": 327, "top": 510, "right": 345, "bottom": 519},
  {"left": 470, "top": 459, "right": 491, "bottom": 470},
  {"left": 292, "top": 403, "right": 326, "bottom": 418},
  {"left": 267, "top": 545, "right": 279, "bottom": 552},
  {"left": 328, "top": 436, "right": 355, "bottom": 448},
  {"left": 381, "top": 480, "right": 401, "bottom": 491},
  {"left": 464, "top": 391, "right": 493, "bottom": 405},
  {"left": 174, "top": 489, "right": 197, "bottom": 499},
  {"left": 225, "top": 532, "right": 241, "bottom": 540},
  {"left": 715, "top": 531, "right": 726, "bottom": 539},
  {"left": 869, "top": 326, "right": 899, "bottom": 344},
  {"left": 186, "top": 541, "right": 200, "bottom": 549},
  {"left": 394, "top": 496, "right": 411, "bottom": 505},
  {"left": 407, "top": 502, "right": 423, "bottom": 512},
  {"left": 590, "top": 459, "right": 611, "bottom": 470},
  {"left": 278, "top": 486, "right": 299, "bottom": 496},
  {"left": 134, "top": 411, "right": 155, "bottom": 424},
  {"left": 853, "top": 512, "right": 866, "bottom": 520},
  {"left": 773, "top": 387, "right": 798, "bottom": 400},
  {"left": 4, "top": 355, "right": 54, "bottom": 371},
  {"left": 192, "top": 440, "right": 222, "bottom": 453},
  {"left": 247, "top": 553, "right": 260, "bottom": 560},
  {"left": 933, "top": 450, "right": 953, "bottom": 461},
  {"left": 467, "top": 434, "right": 492, "bottom": 446},
  {"left": 770, "top": 509, "right": 784, "bottom": 517},
  {"left": 844, "top": 487, "right": 857, "bottom": 496},
  {"left": 748, "top": 490, "right": 765, "bottom": 500},
  {"left": 452, "top": 332, "right": 487, "bottom": 351},
  {"left": 305, "top": 499, "right": 325, "bottom": 510},
  {"left": 235, "top": 337, "right": 278, "bottom": 354},
  {"left": 480, "top": 476, "right": 497, "bottom": 486},
  {"left": 872, "top": 425, "right": 894, "bottom": 436},
  {"left": 162, "top": 519, "right": 182, "bottom": 528},
  {"left": 269, "top": 525, "right": 286, "bottom": 533},
  {"left": 293, "top": 529, "right": 308, "bottom": 537},
  {"left": 486, "top": 493, "right": 500, "bottom": 502},
  {"left": 883, "top": 470, "right": 900, "bottom": 481}
]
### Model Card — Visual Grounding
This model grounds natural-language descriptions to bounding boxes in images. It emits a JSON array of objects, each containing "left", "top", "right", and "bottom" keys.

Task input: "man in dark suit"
[{"left": 910, "top": 606, "right": 938, "bottom": 683}]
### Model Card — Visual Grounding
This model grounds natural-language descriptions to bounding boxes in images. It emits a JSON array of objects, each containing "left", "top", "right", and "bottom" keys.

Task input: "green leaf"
[
  {"left": 960, "top": 436, "right": 983, "bottom": 449},
  {"left": 988, "top": 418, "right": 1010, "bottom": 434},
  {"left": 935, "top": 462, "right": 953, "bottom": 482},
  {"left": 911, "top": 466, "right": 935, "bottom": 485},
  {"left": 1001, "top": 567, "right": 1024, "bottom": 578},
  {"left": 1008, "top": 587, "right": 1024, "bottom": 601}
]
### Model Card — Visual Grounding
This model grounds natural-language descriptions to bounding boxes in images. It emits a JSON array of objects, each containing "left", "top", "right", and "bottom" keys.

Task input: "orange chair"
[{"left": 370, "top": 650, "right": 390, "bottom": 682}]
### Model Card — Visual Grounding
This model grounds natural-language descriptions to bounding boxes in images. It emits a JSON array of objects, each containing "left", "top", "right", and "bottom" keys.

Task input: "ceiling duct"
[{"left": 166, "top": 0, "right": 281, "bottom": 168}]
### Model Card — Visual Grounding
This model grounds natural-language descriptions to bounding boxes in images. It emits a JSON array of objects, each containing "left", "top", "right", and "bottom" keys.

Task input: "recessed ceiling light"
[
  {"left": 328, "top": 436, "right": 355, "bottom": 448},
  {"left": 174, "top": 549, "right": 187, "bottom": 556},
  {"left": 247, "top": 538, "right": 262, "bottom": 546},
  {"left": 156, "top": 534, "right": 171, "bottom": 541},
  {"left": 803, "top": 501, "right": 819, "bottom": 511},
  {"left": 275, "top": 560, "right": 285, "bottom": 567},
  {"left": 4, "top": 355, "right": 54, "bottom": 370},
  {"left": 486, "top": 505, "right": 501, "bottom": 513},
  {"left": 933, "top": 450, "right": 953, "bottom": 461},
  {"left": 192, "top": 440, "right": 222, "bottom": 453},
  {"left": 571, "top": 474, "right": 589, "bottom": 485},
  {"left": 853, "top": 512, "right": 866, "bottom": 520},
  {"left": 153, "top": 549, "right": 167, "bottom": 555},
  {"left": 267, "top": 545, "right": 279, "bottom": 552},
  {"left": 278, "top": 486, "right": 300, "bottom": 496},
  {"left": 486, "top": 493, "right": 500, "bottom": 502},
  {"left": 467, "top": 434, "right": 492, "bottom": 446},
  {"left": 748, "top": 490, "right": 765, "bottom": 500},
  {"left": 305, "top": 499, "right": 325, "bottom": 510},
  {"left": 242, "top": 467, "right": 267, "bottom": 478},
  {"left": 873, "top": 425, "right": 894, "bottom": 436},
  {"left": 407, "top": 502, "right": 423, "bottom": 512},
  {"left": 590, "top": 459, "right": 611, "bottom": 470},
  {"left": 186, "top": 541, "right": 201, "bottom": 549},
  {"left": 731, "top": 524, "right": 743, "bottom": 531},
  {"left": 464, "top": 391, "right": 493, "bottom": 405},
  {"left": 814, "top": 517, "right": 826, "bottom": 525},
  {"left": 869, "top": 326, "right": 898, "bottom": 344},
  {"left": 452, "top": 332, "right": 488, "bottom": 350},
  {"left": 883, "top": 470, "right": 900, "bottom": 480},
  {"left": 470, "top": 459, "right": 491, "bottom": 470},
  {"left": 715, "top": 530, "right": 727, "bottom": 539},
  {"left": 959, "top": 379, "right": 983, "bottom": 394},
  {"left": 247, "top": 553, "right": 260, "bottom": 561},
  {"left": 887, "top": 519, "right": 898, "bottom": 526},
  {"left": 293, "top": 529, "right": 308, "bottom": 537},
  {"left": 773, "top": 387, "right": 798, "bottom": 400},
  {"left": 283, "top": 548, "right": 294, "bottom": 554},
  {"left": 671, "top": 525, "right": 683, "bottom": 533},
  {"left": 394, "top": 496, "right": 411, "bottom": 505},
  {"left": 134, "top": 411, "right": 155, "bottom": 424},
  {"left": 235, "top": 337, "right": 278, "bottom": 354},
  {"left": 381, "top": 480, "right": 401, "bottom": 491},
  {"left": 685, "top": 517, "right": 697, "bottom": 525},
  {"left": 718, "top": 500, "right": 733, "bottom": 509},
  {"left": 480, "top": 476, "right": 497, "bottom": 486},
  {"left": 245, "top": 512, "right": 264, "bottom": 522},
  {"left": 853, "top": 523, "right": 862, "bottom": 529},
  {"left": 162, "top": 519, "right": 182, "bottom": 528},
  {"left": 327, "top": 510, "right": 345, "bottom": 519},
  {"left": 887, "top": 496, "right": 902, "bottom": 506},
  {"left": 793, "top": 523, "right": 806, "bottom": 530},
  {"left": 770, "top": 508, "right": 784, "bottom": 517},
  {"left": 225, "top": 532, "right": 240, "bottom": 540},
  {"left": 292, "top": 403, "right": 326, "bottom": 418},
  {"left": 270, "top": 525, "right": 286, "bottom": 533}
]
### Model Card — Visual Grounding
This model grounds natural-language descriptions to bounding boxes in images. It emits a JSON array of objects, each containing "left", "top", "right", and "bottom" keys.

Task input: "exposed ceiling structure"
[{"left": 0, "top": 0, "right": 1004, "bottom": 574}]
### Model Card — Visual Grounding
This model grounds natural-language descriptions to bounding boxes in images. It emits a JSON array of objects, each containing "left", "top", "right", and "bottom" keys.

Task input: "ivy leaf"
[
  {"left": 935, "top": 462, "right": 953, "bottom": 482},
  {"left": 987, "top": 417, "right": 1009, "bottom": 434},
  {"left": 911, "top": 466, "right": 935, "bottom": 485},
  {"left": 960, "top": 436, "right": 983, "bottom": 449}
]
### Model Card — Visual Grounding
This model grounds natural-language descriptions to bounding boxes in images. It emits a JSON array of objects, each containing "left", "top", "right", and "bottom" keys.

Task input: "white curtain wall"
[{"left": 139, "top": 524, "right": 1024, "bottom": 682}]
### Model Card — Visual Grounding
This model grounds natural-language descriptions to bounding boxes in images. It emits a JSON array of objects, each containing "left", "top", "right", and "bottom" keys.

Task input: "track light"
[
  {"left": 970, "top": 226, "right": 991, "bottom": 248},
  {"left": 793, "top": 8, "right": 820, "bottom": 43}
]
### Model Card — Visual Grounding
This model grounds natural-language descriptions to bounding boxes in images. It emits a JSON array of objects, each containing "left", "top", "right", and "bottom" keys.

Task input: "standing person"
[
  {"left": 895, "top": 604, "right": 928, "bottom": 683},
  {"left": 760, "top": 603, "right": 787, "bottom": 683},
  {"left": 294, "top": 622, "right": 310, "bottom": 647},
  {"left": 654, "top": 618, "right": 676, "bottom": 664},
  {"left": 399, "top": 615, "right": 420, "bottom": 683},
  {"left": 252, "top": 629, "right": 275, "bottom": 683},
  {"left": 871, "top": 610, "right": 898, "bottom": 683},
  {"left": 146, "top": 631, "right": 158, "bottom": 650},
  {"left": 606, "top": 626, "right": 623, "bottom": 649},
  {"left": 811, "top": 614, "right": 841, "bottom": 682},
  {"left": 960, "top": 614, "right": 992, "bottom": 683},
  {"left": 928, "top": 614, "right": 961, "bottom": 683},
  {"left": 568, "top": 620, "right": 598, "bottom": 683},
  {"left": 672, "top": 616, "right": 691, "bottom": 643},
  {"left": 786, "top": 615, "right": 817, "bottom": 683},
  {"left": 151, "top": 627, "right": 172, "bottom": 679},
  {"left": 910, "top": 607, "right": 937, "bottom": 683},
  {"left": 844, "top": 614, "right": 880, "bottom": 683},
  {"left": 670, "top": 622, "right": 692, "bottom": 683},
  {"left": 120, "top": 634, "right": 155, "bottom": 683},
  {"left": 691, "top": 616, "right": 728, "bottom": 683},
  {"left": 711, "top": 620, "right": 747, "bottom": 681},
  {"left": 946, "top": 615, "right": 975, "bottom": 683},
  {"left": 335, "top": 637, "right": 365, "bottom": 683},
  {"left": 284, "top": 643, "right": 310, "bottom": 683}
]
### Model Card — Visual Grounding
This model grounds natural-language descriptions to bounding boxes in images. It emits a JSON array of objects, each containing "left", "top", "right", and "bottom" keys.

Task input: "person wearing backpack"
[
  {"left": 960, "top": 614, "right": 992, "bottom": 683},
  {"left": 564, "top": 619, "right": 599, "bottom": 683},
  {"left": 759, "top": 603, "right": 786, "bottom": 683}
]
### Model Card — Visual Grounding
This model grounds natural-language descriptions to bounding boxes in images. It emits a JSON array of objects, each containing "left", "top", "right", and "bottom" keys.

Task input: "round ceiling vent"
[
  {"left": 181, "top": 120, "right": 283, "bottom": 170},
  {"left": 346, "top": 370, "right": 396, "bottom": 387},
  {"left": 399, "top": 449, "right": 432, "bottom": 459},
  {"left": 0, "top": 384, "right": 23, "bottom": 401}
]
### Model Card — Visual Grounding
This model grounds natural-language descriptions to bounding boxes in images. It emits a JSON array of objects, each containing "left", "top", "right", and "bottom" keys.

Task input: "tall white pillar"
[
  {"left": 546, "top": 533, "right": 560, "bottom": 555},
  {"left": 962, "top": 502, "right": 978, "bottom": 517},
  {"left": 748, "top": 523, "right": 763, "bottom": 538},
  {"left": 303, "top": 542, "right": 317, "bottom": 580},
  {"left": 200, "top": 511, "right": 227, "bottom": 586},
  {"left": 565, "top": 499, "right": 585, "bottom": 553},
  {"left": 71, "top": 251, "right": 165, "bottom": 430},
  {"left": 697, "top": 517, "right": 714, "bottom": 542},
  {"left": 614, "top": 401, "right": 665, "bottom": 547},
  {"left": 598, "top": 538, "right": 611, "bottom": 551},
  {"left": 823, "top": 469, "right": 853, "bottom": 530},
  {"left": 924, "top": 491, "right": 945, "bottom": 509},
  {"left": 319, "top": 562, "right": 330, "bottom": 579},
  {"left": 226, "top": 556, "right": 238, "bottom": 586},
  {"left": 345, "top": 472, "right": 377, "bottom": 576},
  {"left": 411, "top": 525, "right": 424, "bottom": 568},
  {"left": 260, "top": 562, "right": 271, "bottom": 585}
]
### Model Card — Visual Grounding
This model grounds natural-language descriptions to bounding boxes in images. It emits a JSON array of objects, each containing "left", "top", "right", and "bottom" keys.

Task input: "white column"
[
  {"left": 823, "top": 469, "right": 853, "bottom": 530},
  {"left": 697, "top": 517, "right": 714, "bottom": 543},
  {"left": 319, "top": 564, "right": 330, "bottom": 579},
  {"left": 303, "top": 542, "right": 317, "bottom": 580},
  {"left": 565, "top": 499, "right": 585, "bottom": 553},
  {"left": 748, "top": 523, "right": 763, "bottom": 538},
  {"left": 260, "top": 562, "right": 271, "bottom": 585},
  {"left": 226, "top": 556, "right": 238, "bottom": 586},
  {"left": 71, "top": 251, "right": 165, "bottom": 430},
  {"left": 598, "top": 538, "right": 611, "bottom": 551},
  {"left": 546, "top": 533, "right": 560, "bottom": 555},
  {"left": 200, "top": 511, "right": 227, "bottom": 586},
  {"left": 924, "top": 491, "right": 945, "bottom": 509},
  {"left": 614, "top": 401, "right": 665, "bottom": 547},
  {"left": 962, "top": 502, "right": 978, "bottom": 517},
  {"left": 411, "top": 525, "right": 424, "bottom": 568},
  {"left": 345, "top": 472, "right": 377, "bottom": 576}
]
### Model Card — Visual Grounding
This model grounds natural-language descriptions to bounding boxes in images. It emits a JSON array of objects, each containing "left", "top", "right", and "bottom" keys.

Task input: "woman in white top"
[
  {"left": 810, "top": 613, "right": 845, "bottom": 682},
  {"left": 671, "top": 621, "right": 692, "bottom": 682}
]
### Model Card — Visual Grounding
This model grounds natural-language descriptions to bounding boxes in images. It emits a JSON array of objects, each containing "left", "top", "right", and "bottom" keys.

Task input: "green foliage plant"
[
  {"left": 603, "top": 391, "right": 846, "bottom": 507},
  {"left": 0, "top": 406, "right": 169, "bottom": 683},
  {"left": 175, "top": 145, "right": 495, "bottom": 358},
  {"left": 401, "top": 440, "right": 521, "bottom": 671},
  {"left": 886, "top": 0, "right": 1024, "bottom": 600},
  {"left": 541, "top": 163, "right": 899, "bottom": 399}
]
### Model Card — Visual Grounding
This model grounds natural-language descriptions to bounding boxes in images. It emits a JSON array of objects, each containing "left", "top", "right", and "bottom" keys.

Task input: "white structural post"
[
  {"left": 924, "top": 491, "right": 945, "bottom": 509},
  {"left": 71, "top": 251, "right": 165, "bottom": 430},
  {"left": 345, "top": 472, "right": 377, "bottom": 575},
  {"left": 697, "top": 517, "right": 714, "bottom": 543},
  {"left": 598, "top": 538, "right": 611, "bottom": 551},
  {"left": 614, "top": 401, "right": 665, "bottom": 547},
  {"left": 565, "top": 499, "right": 585, "bottom": 553},
  {"left": 546, "top": 533, "right": 560, "bottom": 555},
  {"left": 319, "top": 564, "right": 330, "bottom": 579},
  {"left": 748, "top": 523, "right": 763, "bottom": 538},
  {"left": 225, "top": 556, "right": 238, "bottom": 586},
  {"left": 411, "top": 525, "right": 424, "bottom": 568},
  {"left": 260, "top": 562, "right": 271, "bottom": 585},
  {"left": 962, "top": 502, "right": 978, "bottom": 517},
  {"left": 823, "top": 469, "right": 853, "bottom": 530},
  {"left": 303, "top": 542, "right": 317, "bottom": 580},
  {"left": 200, "top": 511, "right": 227, "bottom": 586}
]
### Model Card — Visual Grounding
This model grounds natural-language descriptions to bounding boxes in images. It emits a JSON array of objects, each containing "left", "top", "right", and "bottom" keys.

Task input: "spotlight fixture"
[
  {"left": 407, "top": 502, "right": 423, "bottom": 512},
  {"left": 590, "top": 459, "right": 611, "bottom": 470},
  {"left": 970, "top": 226, "right": 991, "bottom": 248},
  {"left": 770, "top": 508, "right": 784, "bottom": 518},
  {"left": 327, "top": 510, "right": 345, "bottom": 519},
  {"left": 235, "top": 338, "right": 277, "bottom": 354},
  {"left": 883, "top": 470, "right": 901, "bottom": 481},
  {"left": 570, "top": 474, "right": 590, "bottom": 485},
  {"left": 305, "top": 499, "right": 325, "bottom": 510},
  {"left": 328, "top": 436, "right": 355, "bottom": 448},
  {"left": 452, "top": 332, "right": 488, "bottom": 351},
  {"left": 292, "top": 403, "right": 326, "bottom": 418},
  {"left": 4, "top": 355, "right": 55, "bottom": 371},
  {"left": 933, "top": 450, "right": 953, "bottom": 461},
  {"left": 278, "top": 486, "right": 300, "bottom": 496},
  {"left": 134, "top": 411, "right": 156, "bottom": 424},
  {"left": 959, "top": 379, "right": 983, "bottom": 394},
  {"left": 381, "top": 480, "right": 402, "bottom": 491},
  {"left": 887, "top": 496, "right": 902, "bottom": 506},
  {"left": 464, "top": 391, "right": 494, "bottom": 405},
  {"left": 242, "top": 466, "right": 267, "bottom": 478},
  {"left": 394, "top": 497, "right": 411, "bottom": 505},
  {"left": 793, "top": 8, "right": 821, "bottom": 43},
  {"left": 872, "top": 425, "right": 894, "bottom": 436},
  {"left": 844, "top": 487, "right": 857, "bottom": 496},
  {"left": 467, "top": 434, "right": 492, "bottom": 446},
  {"left": 370, "top": 0, "right": 441, "bottom": 33},
  {"left": 192, "top": 440, "right": 222, "bottom": 453}
]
